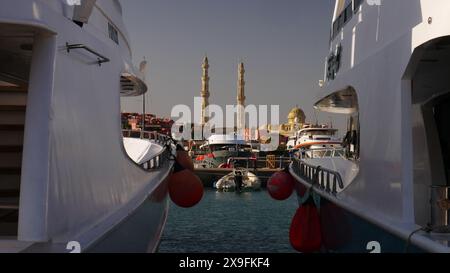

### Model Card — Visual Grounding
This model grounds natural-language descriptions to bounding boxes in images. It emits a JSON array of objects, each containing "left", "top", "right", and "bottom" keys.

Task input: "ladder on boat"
[{"left": 0, "top": 83, "right": 27, "bottom": 236}]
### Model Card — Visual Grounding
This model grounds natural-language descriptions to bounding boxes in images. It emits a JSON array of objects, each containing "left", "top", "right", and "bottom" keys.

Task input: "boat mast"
[{"left": 139, "top": 58, "right": 148, "bottom": 134}]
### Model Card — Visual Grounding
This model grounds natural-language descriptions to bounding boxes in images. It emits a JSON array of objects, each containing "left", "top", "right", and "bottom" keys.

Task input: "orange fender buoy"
[
  {"left": 289, "top": 203, "right": 322, "bottom": 253},
  {"left": 267, "top": 171, "right": 295, "bottom": 200},
  {"left": 168, "top": 164, "right": 204, "bottom": 208}
]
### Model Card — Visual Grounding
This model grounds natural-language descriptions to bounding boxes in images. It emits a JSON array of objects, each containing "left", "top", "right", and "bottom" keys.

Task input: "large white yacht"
[
  {"left": 194, "top": 133, "right": 253, "bottom": 168},
  {"left": 0, "top": 0, "right": 174, "bottom": 252},
  {"left": 286, "top": 125, "right": 342, "bottom": 152},
  {"left": 290, "top": 0, "right": 450, "bottom": 252}
]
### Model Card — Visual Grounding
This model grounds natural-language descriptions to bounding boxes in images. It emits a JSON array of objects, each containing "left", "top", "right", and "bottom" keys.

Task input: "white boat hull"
[{"left": 0, "top": 0, "right": 174, "bottom": 253}]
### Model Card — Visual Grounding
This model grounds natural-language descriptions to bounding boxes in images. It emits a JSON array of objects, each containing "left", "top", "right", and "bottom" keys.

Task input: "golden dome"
[{"left": 287, "top": 106, "right": 305, "bottom": 124}]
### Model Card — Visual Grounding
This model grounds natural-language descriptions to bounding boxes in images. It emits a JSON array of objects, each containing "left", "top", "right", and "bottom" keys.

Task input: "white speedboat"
[
  {"left": 215, "top": 168, "right": 261, "bottom": 192},
  {"left": 0, "top": 0, "right": 173, "bottom": 252},
  {"left": 290, "top": 0, "right": 450, "bottom": 253}
]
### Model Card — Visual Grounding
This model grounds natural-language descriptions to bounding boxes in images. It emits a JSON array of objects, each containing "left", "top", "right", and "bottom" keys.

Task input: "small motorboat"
[{"left": 215, "top": 168, "right": 261, "bottom": 192}]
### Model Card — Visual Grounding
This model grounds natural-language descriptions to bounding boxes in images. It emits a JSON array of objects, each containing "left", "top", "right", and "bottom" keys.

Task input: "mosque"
[
  {"left": 259, "top": 106, "right": 306, "bottom": 138},
  {"left": 198, "top": 56, "right": 306, "bottom": 140}
]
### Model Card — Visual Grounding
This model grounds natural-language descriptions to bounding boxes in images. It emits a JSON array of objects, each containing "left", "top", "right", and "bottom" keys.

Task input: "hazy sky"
[{"left": 120, "top": 0, "right": 335, "bottom": 125}]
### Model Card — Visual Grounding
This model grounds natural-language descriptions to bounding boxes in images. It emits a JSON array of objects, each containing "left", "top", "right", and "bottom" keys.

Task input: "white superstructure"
[
  {"left": 0, "top": 0, "right": 173, "bottom": 252},
  {"left": 287, "top": 126, "right": 342, "bottom": 151},
  {"left": 202, "top": 133, "right": 247, "bottom": 148}
]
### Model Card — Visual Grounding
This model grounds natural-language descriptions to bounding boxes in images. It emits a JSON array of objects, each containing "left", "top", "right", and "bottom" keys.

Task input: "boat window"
[
  {"left": 314, "top": 87, "right": 359, "bottom": 160},
  {"left": 108, "top": 22, "right": 119, "bottom": 45},
  {"left": 332, "top": 20, "right": 339, "bottom": 39},
  {"left": 353, "top": 0, "right": 363, "bottom": 11},
  {"left": 330, "top": 0, "right": 363, "bottom": 41},
  {"left": 309, "top": 130, "right": 335, "bottom": 136}
]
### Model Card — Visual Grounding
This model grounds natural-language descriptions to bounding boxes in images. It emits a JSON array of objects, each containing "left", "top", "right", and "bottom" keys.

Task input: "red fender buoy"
[
  {"left": 195, "top": 155, "right": 205, "bottom": 161},
  {"left": 168, "top": 165, "right": 204, "bottom": 208},
  {"left": 267, "top": 171, "right": 295, "bottom": 200},
  {"left": 176, "top": 144, "right": 194, "bottom": 171},
  {"left": 289, "top": 203, "right": 322, "bottom": 253}
]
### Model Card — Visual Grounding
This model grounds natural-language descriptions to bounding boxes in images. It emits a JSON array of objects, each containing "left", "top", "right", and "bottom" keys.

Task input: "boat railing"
[
  {"left": 291, "top": 157, "right": 345, "bottom": 195},
  {"left": 296, "top": 147, "right": 346, "bottom": 160},
  {"left": 227, "top": 156, "right": 292, "bottom": 170},
  {"left": 194, "top": 155, "right": 292, "bottom": 170},
  {"left": 122, "top": 129, "right": 173, "bottom": 171},
  {"left": 65, "top": 43, "right": 110, "bottom": 66},
  {"left": 195, "top": 160, "right": 216, "bottom": 169}
]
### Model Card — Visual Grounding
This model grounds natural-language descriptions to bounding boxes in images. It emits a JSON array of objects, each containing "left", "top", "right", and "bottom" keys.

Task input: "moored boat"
[
  {"left": 194, "top": 133, "right": 253, "bottom": 168},
  {"left": 287, "top": 124, "right": 343, "bottom": 159},
  {"left": 0, "top": 0, "right": 175, "bottom": 253},
  {"left": 215, "top": 168, "right": 261, "bottom": 192},
  {"left": 289, "top": 0, "right": 450, "bottom": 253}
]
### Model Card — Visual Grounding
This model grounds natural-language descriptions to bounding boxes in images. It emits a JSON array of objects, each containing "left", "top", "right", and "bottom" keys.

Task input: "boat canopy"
[
  {"left": 299, "top": 127, "right": 338, "bottom": 134},
  {"left": 201, "top": 134, "right": 247, "bottom": 148},
  {"left": 314, "top": 87, "right": 358, "bottom": 114}
]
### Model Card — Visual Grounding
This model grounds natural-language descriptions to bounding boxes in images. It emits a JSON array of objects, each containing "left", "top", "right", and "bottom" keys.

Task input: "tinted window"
[{"left": 108, "top": 23, "right": 119, "bottom": 45}]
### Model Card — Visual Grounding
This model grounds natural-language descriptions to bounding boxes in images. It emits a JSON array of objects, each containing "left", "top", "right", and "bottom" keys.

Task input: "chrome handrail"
[
  {"left": 66, "top": 43, "right": 111, "bottom": 66},
  {"left": 291, "top": 157, "right": 345, "bottom": 195}
]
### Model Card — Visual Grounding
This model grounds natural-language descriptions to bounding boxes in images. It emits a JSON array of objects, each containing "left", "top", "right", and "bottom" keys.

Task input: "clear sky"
[{"left": 120, "top": 0, "right": 336, "bottom": 126}]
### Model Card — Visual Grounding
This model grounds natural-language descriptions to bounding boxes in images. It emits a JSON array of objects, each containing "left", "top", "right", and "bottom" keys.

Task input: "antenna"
[
  {"left": 313, "top": 109, "right": 319, "bottom": 126},
  {"left": 139, "top": 57, "right": 148, "bottom": 133},
  {"left": 139, "top": 56, "right": 148, "bottom": 76}
]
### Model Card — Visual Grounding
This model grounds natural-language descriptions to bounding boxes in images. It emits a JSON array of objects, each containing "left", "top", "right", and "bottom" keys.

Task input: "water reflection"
[{"left": 160, "top": 189, "right": 298, "bottom": 253}]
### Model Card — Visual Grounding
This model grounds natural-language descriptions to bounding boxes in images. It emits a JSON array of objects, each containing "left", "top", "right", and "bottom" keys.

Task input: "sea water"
[{"left": 159, "top": 189, "right": 298, "bottom": 253}]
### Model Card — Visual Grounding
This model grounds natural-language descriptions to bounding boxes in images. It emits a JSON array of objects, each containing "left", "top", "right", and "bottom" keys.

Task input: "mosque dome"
[{"left": 287, "top": 106, "right": 305, "bottom": 124}]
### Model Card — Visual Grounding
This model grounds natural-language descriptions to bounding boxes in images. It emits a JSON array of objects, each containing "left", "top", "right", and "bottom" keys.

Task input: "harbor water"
[{"left": 159, "top": 189, "right": 298, "bottom": 253}]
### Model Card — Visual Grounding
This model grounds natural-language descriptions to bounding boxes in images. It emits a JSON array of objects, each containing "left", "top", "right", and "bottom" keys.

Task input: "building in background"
[
  {"left": 260, "top": 105, "right": 306, "bottom": 138},
  {"left": 121, "top": 112, "right": 174, "bottom": 136}
]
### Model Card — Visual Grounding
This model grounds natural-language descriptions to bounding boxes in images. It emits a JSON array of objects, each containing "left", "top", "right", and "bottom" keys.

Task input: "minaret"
[
  {"left": 237, "top": 62, "right": 246, "bottom": 132},
  {"left": 200, "top": 56, "right": 210, "bottom": 126}
]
